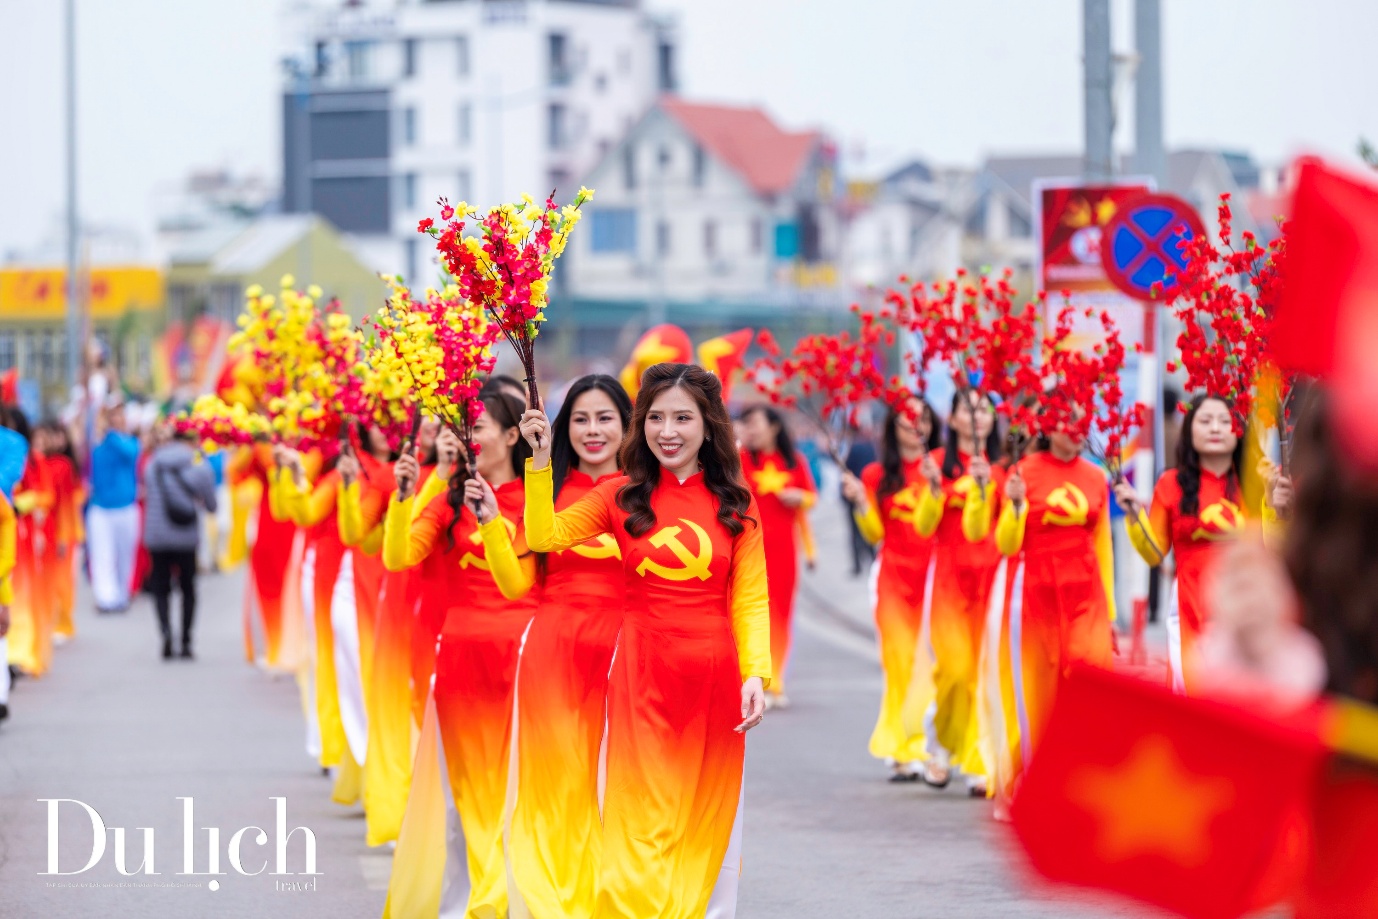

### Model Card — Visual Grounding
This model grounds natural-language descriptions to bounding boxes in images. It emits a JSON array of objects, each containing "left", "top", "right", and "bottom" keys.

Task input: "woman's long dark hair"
[
  {"left": 741, "top": 405, "right": 798, "bottom": 470},
  {"left": 39, "top": 420, "right": 78, "bottom": 466},
  {"left": 879, "top": 395, "right": 939, "bottom": 500},
  {"left": 551, "top": 374, "right": 633, "bottom": 499},
  {"left": 1175, "top": 395, "right": 1243, "bottom": 517},
  {"left": 444, "top": 391, "right": 531, "bottom": 550},
  {"left": 1284, "top": 386, "right": 1378, "bottom": 704},
  {"left": 616, "top": 363, "right": 754, "bottom": 538},
  {"left": 941, "top": 389, "right": 1002, "bottom": 481}
]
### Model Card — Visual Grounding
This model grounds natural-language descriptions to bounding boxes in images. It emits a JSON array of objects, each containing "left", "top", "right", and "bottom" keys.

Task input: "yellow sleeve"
[
  {"left": 729, "top": 518, "right": 773, "bottom": 684},
  {"left": 1095, "top": 501, "right": 1118, "bottom": 622},
  {"left": 383, "top": 495, "right": 442, "bottom": 571},
  {"left": 412, "top": 471, "right": 450, "bottom": 521},
  {"left": 0, "top": 498, "right": 16, "bottom": 582},
  {"left": 914, "top": 484, "right": 944, "bottom": 539},
  {"left": 477, "top": 518, "right": 537, "bottom": 601},
  {"left": 269, "top": 467, "right": 296, "bottom": 523},
  {"left": 995, "top": 500, "right": 1028, "bottom": 556},
  {"left": 961, "top": 484, "right": 995, "bottom": 543},
  {"left": 852, "top": 489, "right": 885, "bottom": 546},
  {"left": 797, "top": 512, "right": 816, "bottom": 564},
  {"left": 523, "top": 459, "right": 614, "bottom": 552},
  {"left": 358, "top": 523, "right": 385, "bottom": 556},
  {"left": 338, "top": 481, "right": 366, "bottom": 547},
  {"left": 12, "top": 491, "right": 37, "bottom": 516},
  {"left": 1125, "top": 504, "right": 1169, "bottom": 566},
  {"left": 290, "top": 475, "right": 337, "bottom": 529},
  {"left": 0, "top": 498, "right": 14, "bottom": 605},
  {"left": 1260, "top": 502, "right": 1286, "bottom": 551}
]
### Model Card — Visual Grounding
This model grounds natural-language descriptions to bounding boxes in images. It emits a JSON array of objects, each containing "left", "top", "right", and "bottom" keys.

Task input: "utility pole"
[
  {"left": 1134, "top": 0, "right": 1166, "bottom": 189},
  {"left": 64, "top": 0, "right": 81, "bottom": 396},
  {"left": 1083, "top": 0, "right": 1114, "bottom": 181}
]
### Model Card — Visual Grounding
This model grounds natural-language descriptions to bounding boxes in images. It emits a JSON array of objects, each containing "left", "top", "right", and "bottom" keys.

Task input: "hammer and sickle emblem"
[
  {"left": 1042, "top": 482, "right": 1090, "bottom": 527},
  {"left": 635, "top": 518, "right": 714, "bottom": 582},
  {"left": 459, "top": 516, "right": 518, "bottom": 571},
  {"left": 1191, "top": 499, "right": 1244, "bottom": 541},
  {"left": 570, "top": 532, "right": 621, "bottom": 560},
  {"left": 888, "top": 486, "right": 919, "bottom": 523},
  {"left": 948, "top": 476, "right": 974, "bottom": 509}
]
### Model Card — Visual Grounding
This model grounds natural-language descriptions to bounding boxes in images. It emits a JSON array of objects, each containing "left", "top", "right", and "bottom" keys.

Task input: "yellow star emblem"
[
  {"left": 1068, "top": 735, "right": 1235, "bottom": 867},
  {"left": 751, "top": 460, "right": 793, "bottom": 497}
]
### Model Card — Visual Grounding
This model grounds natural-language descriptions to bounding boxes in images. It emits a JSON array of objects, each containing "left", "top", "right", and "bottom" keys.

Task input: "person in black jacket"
[{"left": 142, "top": 426, "right": 217, "bottom": 660}]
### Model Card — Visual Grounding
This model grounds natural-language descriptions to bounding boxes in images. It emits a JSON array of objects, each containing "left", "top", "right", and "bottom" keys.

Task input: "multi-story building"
[{"left": 281, "top": 0, "right": 676, "bottom": 281}]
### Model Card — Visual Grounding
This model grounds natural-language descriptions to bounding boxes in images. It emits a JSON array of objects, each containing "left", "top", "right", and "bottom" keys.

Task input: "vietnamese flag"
[
  {"left": 697, "top": 328, "right": 753, "bottom": 402},
  {"left": 619, "top": 323, "right": 693, "bottom": 398},
  {"left": 1273, "top": 158, "right": 1378, "bottom": 469},
  {"left": 1011, "top": 665, "right": 1327, "bottom": 919}
]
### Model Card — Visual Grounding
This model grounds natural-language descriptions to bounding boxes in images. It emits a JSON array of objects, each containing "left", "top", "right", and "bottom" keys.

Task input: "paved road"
[{"left": 0, "top": 499, "right": 1157, "bottom": 918}]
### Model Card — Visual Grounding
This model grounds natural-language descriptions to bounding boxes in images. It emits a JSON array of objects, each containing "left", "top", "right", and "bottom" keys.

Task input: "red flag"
[
  {"left": 619, "top": 324, "right": 693, "bottom": 398},
  {"left": 1011, "top": 665, "right": 1326, "bottom": 919},
  {"left": 696, "top": 328, "right": 753, "bottom": 402},
  {"left": 0, "top": 368, "right": 17, "bottom": 406},
  {"left": 1295, "top": 700, "right": 1378, "bottom": 918},
  {"left": 1274, "top": 158, "right": 1378, "bottom": 468}
]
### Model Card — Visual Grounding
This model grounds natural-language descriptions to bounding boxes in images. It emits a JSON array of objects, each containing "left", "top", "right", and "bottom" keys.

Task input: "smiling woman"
[{"left": 520, "top": 362, "right": 770, "bottom": 918}]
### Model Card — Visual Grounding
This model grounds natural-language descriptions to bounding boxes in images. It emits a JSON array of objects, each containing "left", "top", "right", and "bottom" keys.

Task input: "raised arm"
[
  {"left": 522, "top": 459, "right": 614, "bottom": 552},
  {"left": 383, "top": 492, "right": 446, "bottom": 572}
]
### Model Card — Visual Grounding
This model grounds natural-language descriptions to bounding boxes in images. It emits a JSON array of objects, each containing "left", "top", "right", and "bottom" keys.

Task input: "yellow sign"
[{"left": 0, "top": 267, "right": 164, "bottom": 320}]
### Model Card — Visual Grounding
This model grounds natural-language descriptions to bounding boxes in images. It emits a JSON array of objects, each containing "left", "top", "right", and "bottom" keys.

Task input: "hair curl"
[
  {"left": 550, "top": 374, "right": 632, "bottom": 499},
  {"left": 444, "top": 391, "right": 531, "bottom": 550},
  {"left": 879, "top": 395, "right": 939, "bottom": 500},
  {"left": 941, "top": 388, "right": 1002, "bottom": 481},
  {"left": 741, "top": 404, "right": 798, "bottom": 471},
  {"left": 1175, "top": 395, "right": 1243, "bottom": 517},
  {"left": 1284, "top": 386, "right": 1378, "bottom": 704},
  {"left": 615, "top": 363, "right": 754, "bottom": 538}
]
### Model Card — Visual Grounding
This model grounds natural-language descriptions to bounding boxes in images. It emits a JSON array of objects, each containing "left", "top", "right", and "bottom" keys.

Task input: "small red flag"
[
  {"left": 696, "top": 328, "right": 753, "bottom": 402},
  {"left": 619, "top": 324, "right": 693, "bottom": 398},
  {"left": 1274, "top": 158, "right": 1378, "bottom": 468},
  {"left": 1011, "top": 666, "right": 1327, "bottom": 919}
]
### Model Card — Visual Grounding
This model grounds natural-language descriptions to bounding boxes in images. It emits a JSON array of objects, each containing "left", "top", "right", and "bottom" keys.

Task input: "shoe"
[
  {"left": 180, "top": 646, "right": 194, "bottom": 660},
  {"left": 887, "top": 769, "right": 920, "bottom": 783},
  {"left": 0, "top": 702, "right": 8, "bottom": 723},
  {"left": 161, "top": 637, "right": 174, "bottom": 660},
  {"left": 919, "top": 751, "right": 952, "bottom": 789},
  {"left": 966, "top": 777, "right": 989, "bottom": 798}
]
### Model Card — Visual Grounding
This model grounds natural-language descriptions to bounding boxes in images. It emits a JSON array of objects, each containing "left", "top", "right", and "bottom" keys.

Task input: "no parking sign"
[{"left": 1100, "top": 193, "right": 1207, "bottom": 302}]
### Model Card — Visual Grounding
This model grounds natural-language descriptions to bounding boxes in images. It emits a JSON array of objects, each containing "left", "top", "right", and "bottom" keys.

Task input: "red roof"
[{"left": 660, "top": 97, "right": 819, "bottom": 197}]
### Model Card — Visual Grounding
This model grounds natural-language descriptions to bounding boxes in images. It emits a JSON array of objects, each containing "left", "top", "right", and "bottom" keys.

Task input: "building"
[
  {"left": 165, "top": 214, "right": 385, "bottom": 325},
  {"left": 0, "top": 265, "right": 164, "bottom": 405},
  {"left": 840, "top": 159, "right": 967, "bottom": 294},
  {"left": 281, "top": 0, "right": 676, "bottom": 281},
  {"left": 568, "top": 97, "right": 840, "bottom": 304}
]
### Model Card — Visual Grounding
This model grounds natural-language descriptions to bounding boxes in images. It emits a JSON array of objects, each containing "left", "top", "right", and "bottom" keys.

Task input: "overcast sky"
[{"left": 1, "top": 0, "right": 1374, "bottom": 259}]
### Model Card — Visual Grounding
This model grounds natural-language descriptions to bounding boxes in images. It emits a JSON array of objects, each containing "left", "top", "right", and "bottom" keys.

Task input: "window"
[
  {"left": 548, "top": 33, "right": 571, "bottom": 86},
  {"left": 405, "top": 238, "right": 419, "bottom": 284},
  {"left": 704, "top": 220, "right": 716, "bottom": 258},
  {"left": 656, "top": 220, "right": 671, "bottom": 256},
  {"left": 548, "top": 168, "right": 572, "bottom": 196},
  {"left": 622, "top": 144, "right": 636, "bottom": 190},
  {"left": 456, "top": 169, "right": 472, "bottom": 202},
  {"left": 403, "top": 38, "right": 418, "bottom": 78},
  {"left": 750, "top": 218, "right": 763, "bottom": 254},
  {"left": 590, "top": 209, "right": 637, "bottom": 254},
  {"left": 403, "top": 107, "right": 418, "bottom": 146},
  {"left": 345, "top": 40, "right": 373, "bottom": 81},
  {"left": 0, "top": 331, "right": 15, "bottom": 371},
  {"left": 692, "top": 145, "right": 706, "bottom": 187},
  {"left": 658, "top": 144, "right": 671, "bottom": 173},
  {"left": 403, "top": 172, "right": 418, "bottom": 209},
  {"left": 657, "top": 40, "right": 676, "bottom": 91},
  {"left": 774, "top": 221, "right": 800, "bottom": 259},
  {"left": 547, "top": 103, "right": 568, "bottom": 151},
  {"left": 456, "top": 36, "right": 469, "bottom": 76},
  {"left": 457, "top": 102, "right": 472, "bottom": 145}
]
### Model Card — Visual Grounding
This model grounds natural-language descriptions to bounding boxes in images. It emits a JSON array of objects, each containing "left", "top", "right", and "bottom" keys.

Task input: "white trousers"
[{"left": 87, "top": 505, "right": 140, "bottom": 610}]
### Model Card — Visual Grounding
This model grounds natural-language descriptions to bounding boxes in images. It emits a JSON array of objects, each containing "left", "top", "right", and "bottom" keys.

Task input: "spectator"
[
  {"left": 142, "top": 423, "right": 217, "bottom": 660},
  {"left": 88, "top": 398, "right": 141, "bottom": 613}
]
